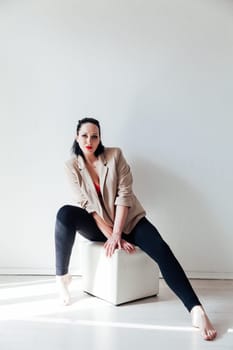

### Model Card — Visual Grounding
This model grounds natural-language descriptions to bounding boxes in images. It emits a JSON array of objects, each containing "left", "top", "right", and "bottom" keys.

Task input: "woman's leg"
[
  {"left": 55, "top": 205, "right": 106, "bottom": 304},
  {"left": 125, "top": 217, "right": 217, "bottom": 340},
  {"left": 55, "top": 205, "right": 106, "bottom": 276},
  {"left": 126, "top": 217, "right": 201, "bottom": 312}
]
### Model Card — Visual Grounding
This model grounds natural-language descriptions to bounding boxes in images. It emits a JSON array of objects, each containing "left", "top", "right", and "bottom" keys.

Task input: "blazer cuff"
[
  {"left": 114, "top": 197, "right": 132, "bottom": 207},
  {"left": 85, "top": 205, "right": 95, "bottom": 214}
]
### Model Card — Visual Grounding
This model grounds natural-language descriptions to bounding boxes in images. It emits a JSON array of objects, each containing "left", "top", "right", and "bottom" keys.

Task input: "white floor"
[{"left": 0, "top": 276, "right": 232, "bottom": 350}]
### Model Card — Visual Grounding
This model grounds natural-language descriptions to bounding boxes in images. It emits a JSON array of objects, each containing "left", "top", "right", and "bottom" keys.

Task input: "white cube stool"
[{"left": 82, "top": 242, "right": 159, "bottom": 305}]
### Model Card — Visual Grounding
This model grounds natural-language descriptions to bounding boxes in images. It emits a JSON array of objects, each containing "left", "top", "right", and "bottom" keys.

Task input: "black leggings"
[{"left": 55, "top": 205, "right": 201, "bottom": 312}]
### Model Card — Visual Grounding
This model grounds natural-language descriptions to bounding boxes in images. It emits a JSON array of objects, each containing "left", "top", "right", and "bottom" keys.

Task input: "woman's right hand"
[
  {"left": 120, "top": 239, "right": 136, "bottom": 254},
  {"left": 104, "top": 234, "right": 122, "bottom": 257}
]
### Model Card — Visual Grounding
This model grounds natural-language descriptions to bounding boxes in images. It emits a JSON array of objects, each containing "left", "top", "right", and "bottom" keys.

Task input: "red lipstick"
[{"left": 86, "top": 146, "right": 92, "bottom": 150}]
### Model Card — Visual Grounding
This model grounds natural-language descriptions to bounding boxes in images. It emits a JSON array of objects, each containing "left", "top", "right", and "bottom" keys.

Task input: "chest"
[{"left": 86, "top": 164, "right": 100, "bottom": 186}]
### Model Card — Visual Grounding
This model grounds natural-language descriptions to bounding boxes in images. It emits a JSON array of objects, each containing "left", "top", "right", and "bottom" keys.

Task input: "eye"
[
  {"left": 81, "top": 134, "right": 88, "bottom": 138},
  {"left": 91, "top": 135, "right": 98, "bottom": 139}
]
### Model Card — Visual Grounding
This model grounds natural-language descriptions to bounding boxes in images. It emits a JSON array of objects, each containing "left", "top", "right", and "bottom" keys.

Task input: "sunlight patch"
[{"left": 3, "top": 317, "right": 199, "bottom": 332}]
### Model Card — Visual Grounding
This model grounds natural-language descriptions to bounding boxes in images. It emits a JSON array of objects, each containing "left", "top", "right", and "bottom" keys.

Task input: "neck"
[{"left": 85, "top": 155, "right": 97, "bottom": 165}]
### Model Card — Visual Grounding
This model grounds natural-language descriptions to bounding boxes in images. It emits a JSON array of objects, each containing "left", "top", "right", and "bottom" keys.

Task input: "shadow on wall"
[{"left": 129, "top": 156, "right": 230, "bottom": 273}]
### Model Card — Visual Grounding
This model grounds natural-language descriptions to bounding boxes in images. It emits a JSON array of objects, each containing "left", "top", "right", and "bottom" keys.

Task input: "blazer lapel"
[
  {"left": 77, "top": 156, "right": 99, "bottom": 200},
  {"left": 77, "top": 153, "right": 108, "bottom": 200},
  {"left": 99, "top": 153, "right": 108, "bottom": 196}
]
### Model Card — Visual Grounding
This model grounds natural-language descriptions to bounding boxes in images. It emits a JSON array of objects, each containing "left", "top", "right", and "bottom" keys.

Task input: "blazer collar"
[{"left": 76, "top": 153, "right": 107, "bottom": 170}]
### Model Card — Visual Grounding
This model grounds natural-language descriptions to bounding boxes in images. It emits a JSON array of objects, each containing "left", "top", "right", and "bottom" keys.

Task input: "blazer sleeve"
[
  {"left": 114, "top": 149, "right": 134, "bottom": 207},
  {"left": 64, "top": 162, "right": 95, "bottom": 214}
]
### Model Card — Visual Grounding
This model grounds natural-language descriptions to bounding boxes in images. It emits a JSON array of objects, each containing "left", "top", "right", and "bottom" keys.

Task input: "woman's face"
[{"left": 76, "top": 123, "right": 100, "bottom": 157}]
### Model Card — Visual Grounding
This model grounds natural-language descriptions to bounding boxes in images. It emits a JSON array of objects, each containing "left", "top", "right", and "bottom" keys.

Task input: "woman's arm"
[
  {"left": 92, "top": 212, "right": 113, "bottom": 239},
  {"left": 102, "top": 149, "right": 137, "bottom": 256},
  {"left": 92, "top": 206, "right": 135, "bottom": 257},
  {"left": 112, "top": 205, "right": 129, "bottom": 236},
  {"left": 92, "top": 207, "right": 128, "bottom": 240},
  {"left": 114, "top": 149, "right": 133, "bottom": 208},
  {"left": 104, "top": 205, "right": 135, "bottom": 257}
]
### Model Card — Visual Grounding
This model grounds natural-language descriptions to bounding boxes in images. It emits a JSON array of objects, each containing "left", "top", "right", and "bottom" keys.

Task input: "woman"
[{"left": 55, "top": 117, "right": 217, "bottom": 341}]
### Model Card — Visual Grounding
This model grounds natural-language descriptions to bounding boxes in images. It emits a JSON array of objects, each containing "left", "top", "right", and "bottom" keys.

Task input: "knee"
[{"left": 56, "top": 205, "right": 73, "bottom": 225}]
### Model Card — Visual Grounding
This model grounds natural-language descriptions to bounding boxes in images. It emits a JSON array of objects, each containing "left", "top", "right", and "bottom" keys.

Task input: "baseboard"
[
  {"left": 185, "top": 271, "right": 233, "bottom": 279},
  {"left": 0, "top": 268, "right": 232, "bottom": 279}
]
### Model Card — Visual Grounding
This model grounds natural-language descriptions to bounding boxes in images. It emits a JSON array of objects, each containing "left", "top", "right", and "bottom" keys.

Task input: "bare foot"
[
  {"left": 191, "top": 305, "right": 217, "bottom": 340},
  {"left": 56, "top": 274, "right": 72, "bottom": 306}
]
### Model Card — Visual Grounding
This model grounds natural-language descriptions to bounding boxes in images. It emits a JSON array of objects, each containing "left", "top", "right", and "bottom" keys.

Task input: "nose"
[{"left": 87, "top": 136, "right": 92, "bottom": 144}]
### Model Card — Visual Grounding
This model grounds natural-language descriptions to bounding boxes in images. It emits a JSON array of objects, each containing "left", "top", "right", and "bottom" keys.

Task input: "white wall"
[{"left": 0, "top": 0, "right": 233, "bottom": 278}]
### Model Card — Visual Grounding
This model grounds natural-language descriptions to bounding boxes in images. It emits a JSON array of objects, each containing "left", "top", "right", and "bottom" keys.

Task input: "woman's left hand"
[
  {"left": 104, "top": 235, "right": 135, "bottom": 257},
  {"left": 121, "top": 239, "right": 136, "bottom": 254}
]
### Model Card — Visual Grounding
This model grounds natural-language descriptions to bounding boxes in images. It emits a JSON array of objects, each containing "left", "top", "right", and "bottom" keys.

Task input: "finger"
[
  {"left": 126, "top": 245, "right": 131, "bottom": 253},
  {"left": 124, "top": 243, "right": 135, "bottom": 253},
  {"left": 109, "top": 243, "right": 114, "bottom": 257},
  {"left": 128, "top": 243, "right": 135, "bottom": 250},
  {"left": 104, "top": 244, "right": 109, "bottom": 256},
  {"left": 108, "top": 247, "right": 113, "bottom": 257},
  {"left": 104, "top": 239, "right": 111, "bottom": 249},
  {"left": 107, "top": 248, "right": 111, "bottom": 257},
  {"left": 106, "top": 243, "right": 115, "bottom": 257},
  {"left": 124, "top": 242, "right": 131, "bottom": 249},
  {"left": 129, "top": 247, "right": 136, "bottom": 253},
  {"left": 111, "top": 243, "right": 117, "bottom": 256},
  {"left": 105, "top": 243, "right": 111, "bottom": 257},
  {"left": 123, "top": 245, "right": 130, "bottom": 253}
]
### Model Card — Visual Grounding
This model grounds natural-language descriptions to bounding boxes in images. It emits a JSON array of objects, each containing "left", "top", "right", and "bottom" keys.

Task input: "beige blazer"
[{"left": 65, "top": 147, "right": 146, "bottom": 233}]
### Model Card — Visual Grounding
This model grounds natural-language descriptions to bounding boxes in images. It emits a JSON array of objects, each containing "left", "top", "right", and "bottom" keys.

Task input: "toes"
[{"left": 203, "top": 329, "right": 217, "bottom": 341}]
